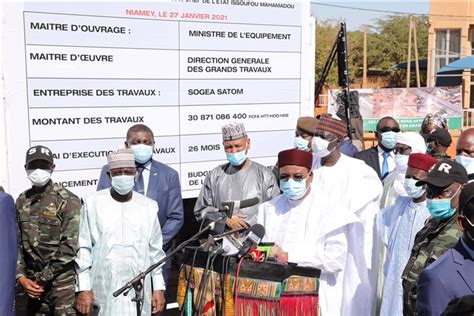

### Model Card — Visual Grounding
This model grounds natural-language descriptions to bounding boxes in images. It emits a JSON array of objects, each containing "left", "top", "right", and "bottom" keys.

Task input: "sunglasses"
[
  {"left": 378, "top": 126, "right": 401, "bottom": 133},
  {"left": 394, "top": 145, "right": 411, "bottom": 155}
]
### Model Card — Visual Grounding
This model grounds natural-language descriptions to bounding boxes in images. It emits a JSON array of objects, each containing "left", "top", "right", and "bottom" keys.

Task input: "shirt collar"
[
  {"left": 136, "top": 160, "right": 152, "bottom": 170},
  {"left": 378, "top": 146, "right": 393, "bottom": 157},
  {"left": 460, "top": 237, "right": 474, "bottom": 259}
]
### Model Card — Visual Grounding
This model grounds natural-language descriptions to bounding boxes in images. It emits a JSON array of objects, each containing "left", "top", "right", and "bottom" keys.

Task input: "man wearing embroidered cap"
[
  {"left": 16, "top": 145, "right": 81, "bottom": 314},
  {"left": 310, "top": 116, "right": 383, "bottom": 315},
  {"left": 194, "top": 122, "right": 279, "bottom": 229},
  {"left": 258, "top": 148, "right": 361, "bottom": 316},
  {"left": 402, "top": 159, "right": 467, "bottom": 315},
  {"left": 96, "top": 124, "right": 184, "bottom": 289},
  {"left": 379, "top": 153, "right": 437, "bottom": 315},
  {"left": 76, "top": 149, "right": 166, "bottom": 315}
]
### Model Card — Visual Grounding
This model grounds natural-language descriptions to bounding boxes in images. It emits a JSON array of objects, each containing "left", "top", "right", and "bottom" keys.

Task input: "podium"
[{"left": 177, "top": 247, "right": 321, "bottom": 316}]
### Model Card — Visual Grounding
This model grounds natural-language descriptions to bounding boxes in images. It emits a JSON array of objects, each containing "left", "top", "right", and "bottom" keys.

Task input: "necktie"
[
  {"left": 135, "top": 167, "right": 145, "bottom": 195},
  {"left": 382, "top": 152, "right": 389, "bottom": 179}
]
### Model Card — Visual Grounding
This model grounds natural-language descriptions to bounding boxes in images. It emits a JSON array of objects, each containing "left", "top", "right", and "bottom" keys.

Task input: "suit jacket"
[
  {"left": 97, "top": 159, "right": 184, "bottom": 249},
  {"left": 0, "top": 192, "right": 17, "bottom": 316},
  {"left": 354, "top": 146, "right": 382, "bottom": 179},
  {"left": 417, "top": 239, "right": 474, "bottom": 316}
]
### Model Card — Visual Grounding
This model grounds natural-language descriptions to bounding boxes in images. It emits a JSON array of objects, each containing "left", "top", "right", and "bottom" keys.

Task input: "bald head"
[
  {"left": 126, "top": 124, "right": 154, "bottom": 140},
  {"left": 457, "top": 128, "right": 474, "bottom": 158},
  {"left": 376, "top": 116, "right": 399, "bottom": 132}
]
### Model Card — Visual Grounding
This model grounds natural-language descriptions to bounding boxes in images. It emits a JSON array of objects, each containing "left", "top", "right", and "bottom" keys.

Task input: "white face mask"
[
  {"left": 26, "top": 169, "right": 51, "bottom": 187},
  {"left": 395, "top": 154, "right": 410, "bottom": 172},
  {"left": 312, "top": 137, "right": 336, "bottom": 158},
  {"left": 111, "top": 175, "right": 135, "bottom": 195}
]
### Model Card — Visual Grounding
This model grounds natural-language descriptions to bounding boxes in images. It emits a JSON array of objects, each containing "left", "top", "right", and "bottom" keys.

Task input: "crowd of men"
[{"left": 1, "top": 112, "right": 474, "bottom": 315}]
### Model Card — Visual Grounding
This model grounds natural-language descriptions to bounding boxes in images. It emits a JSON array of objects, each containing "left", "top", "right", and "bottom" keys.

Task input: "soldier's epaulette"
[{"left": 52, "top": 183, "right": 71, "bottom": 200}]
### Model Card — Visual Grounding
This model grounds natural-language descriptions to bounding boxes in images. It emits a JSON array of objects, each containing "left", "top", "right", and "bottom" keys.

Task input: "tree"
[{"left": 315, "top": 15, "right": 429, "bottom": 88}]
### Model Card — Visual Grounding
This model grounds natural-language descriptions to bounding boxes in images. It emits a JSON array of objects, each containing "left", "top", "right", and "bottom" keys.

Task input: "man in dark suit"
[
  {"left": 417, "top": 182, "right": 474, "bottom": 315},
  {"left": 97, "top": 124, "right": 184, "bottom": 286},
  {"left": 0, "top": 189, "right": 17, "bottom": 316},
  {"left": 354, "top": 116, "right": 400, "bottom": 180}
]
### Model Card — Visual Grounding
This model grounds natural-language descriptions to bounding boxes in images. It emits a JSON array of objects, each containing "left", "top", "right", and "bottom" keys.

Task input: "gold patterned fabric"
[{"left": 177, "top": 265, "right": 319, "bottom": 316}]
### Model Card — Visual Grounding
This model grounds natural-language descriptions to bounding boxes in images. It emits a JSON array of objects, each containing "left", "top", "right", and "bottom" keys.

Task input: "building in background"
[{"left": 427, "top": 0, "right": 473, "bottom": 109}]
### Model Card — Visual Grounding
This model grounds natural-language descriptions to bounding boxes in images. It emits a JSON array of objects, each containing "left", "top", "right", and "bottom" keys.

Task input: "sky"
[{"left": 311, "top": 1, "right": 430, "bottom": 31}]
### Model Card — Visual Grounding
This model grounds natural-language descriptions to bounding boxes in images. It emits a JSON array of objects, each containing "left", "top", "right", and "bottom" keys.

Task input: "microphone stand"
[{"left": 113, "top": 220, "right": 222, "bottom": 316}]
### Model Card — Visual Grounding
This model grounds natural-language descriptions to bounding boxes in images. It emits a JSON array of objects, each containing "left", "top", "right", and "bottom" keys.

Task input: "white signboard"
[{"left": 3, "top": 1, "right": 315, "bottom": 199}]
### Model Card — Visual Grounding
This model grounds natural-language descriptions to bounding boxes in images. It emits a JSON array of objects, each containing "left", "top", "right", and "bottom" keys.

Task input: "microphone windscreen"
[
  {"left": 240, "top": 197, "right": 260, "bottom": 209},
  {"left": 247, "top": 223, "right": 265, "bottom": 242}
]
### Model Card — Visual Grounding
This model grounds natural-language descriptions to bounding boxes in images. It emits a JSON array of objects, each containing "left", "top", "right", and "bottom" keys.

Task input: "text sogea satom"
[{"left": 188, "top": 88, "right": 243, "bottom": 95}]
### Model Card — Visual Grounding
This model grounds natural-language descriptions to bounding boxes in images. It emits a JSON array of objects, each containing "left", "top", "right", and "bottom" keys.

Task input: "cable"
[
  {"left": 233, "top": 256, "right": 245, "bottom": 313},
  {"left": 180, "top": 248, "right": 199, "bottom": 316},
  {"left": 196, "top": 252, "right": 212, "bottom": 315},
  {"left": 311, "top": 1, "right": 474, "bottom": 19}
]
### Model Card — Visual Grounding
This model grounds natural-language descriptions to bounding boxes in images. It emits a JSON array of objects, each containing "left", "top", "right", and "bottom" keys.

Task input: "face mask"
[
  {"left": 131, "top": 144, "right": 153, "bottom": 164},
  {"left": 456, "top": 155, "right": 474, "bottom": 175},
  {"left": 380, "top": 131, "right": 397, "bottom": 149},
  {"left": 404, "top": 178, "right": 425, "bottom": 199},
  {"left": 111, "top": 175, "right": 135, "bottom": 195},
  {"left": 426, "top": 143, "right": 434, "bottom": 155},
  {"left": 427, "top": 197, "right": 457, "bottom": 220},
  {"left": 395, "top": 154, "right": 409, "bottom": 171},
  {"left": 280, "top": 178, "right": 309, "bottom": 200},
  {"left": 226, "top": 148, "right": 247, "bottom": 166},
  {"left": 294, "top": 136, "right": 310, "bottom": 152},
  {"left": 312, "top": 137, "right": 336, "bottom": 158},
  {"left": 26, "top": 169, "right": 51, "bottom": 187}
]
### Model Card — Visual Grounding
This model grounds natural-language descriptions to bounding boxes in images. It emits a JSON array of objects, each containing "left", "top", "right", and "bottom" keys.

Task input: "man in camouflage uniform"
[
  {"left": 16, "top": 145, "right": 81, "bottom": 315},
  {"left": 402, "top": 159, "right": 467, "bottom": 315}
]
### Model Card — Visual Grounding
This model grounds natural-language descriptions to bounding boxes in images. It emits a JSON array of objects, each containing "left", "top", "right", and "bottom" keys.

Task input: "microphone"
[
  {"left": 202, "top": 212, "right": 227, "bottom": 235},
  {"left": 221, "top": 197, "right": 260, "bottom": 217},
  {"left": 238, "top": 197, "right": 260, "bottom": 209},
  {"left": 237, "top": 224, "right": 265, "bottom": 258}
]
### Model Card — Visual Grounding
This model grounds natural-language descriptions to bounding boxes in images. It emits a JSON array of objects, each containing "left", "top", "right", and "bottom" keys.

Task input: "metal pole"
[
  {"left": 363, "top": 25, "right": 368, "bottom": 88},
  {"left": 412, "top": 18, "right": 421, "bottom": 87},
  {"left": 407, "top": 17, "right": 412, "bottom": 88}
]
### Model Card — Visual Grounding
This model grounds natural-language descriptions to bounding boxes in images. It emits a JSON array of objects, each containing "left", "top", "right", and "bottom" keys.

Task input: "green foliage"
[{"left": 315, "top": 15, "right": 429, "bottom": 87}]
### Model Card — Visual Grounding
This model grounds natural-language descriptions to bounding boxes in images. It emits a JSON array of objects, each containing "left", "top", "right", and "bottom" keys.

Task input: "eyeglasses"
[
  {"left": 394, "top": 145, "right": 411, "bottom": 155},
  {"left": 378, "top": 126, "right": 401, "bottom": 133},
  {"left": 279, "top": 174, "right": 309, "bottom": 183}
]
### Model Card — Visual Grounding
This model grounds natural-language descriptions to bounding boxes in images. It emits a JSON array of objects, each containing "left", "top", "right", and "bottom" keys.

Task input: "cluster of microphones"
[{"left": 199, "top": 197, "right": 269, "bottom": 261}]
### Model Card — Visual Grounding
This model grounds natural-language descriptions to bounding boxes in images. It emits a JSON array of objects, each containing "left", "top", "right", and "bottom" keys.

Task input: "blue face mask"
[
  {"left": 456, "top": 155, "right": 474, "bottom": 175},
  {"left": 226, "top": 149, "right": 247, "bottom": 166},
  {"left": 280, "top": 178, "right": 308, "bottom": 200},
  {"left": 131, "top": 144, "right": 153, "bottom": 164},
  {"left": 294, "top": 136, "right": 310, "bottom": 152},
  {"left": 111, "top": 175, "right": 135, "bottom": 195},
  {"left": 380, "top": 131, "right": 397, "bottom": 149},
  {"left": 404, "top": 178, "right": 425, "bottom": 199},
  {"left": 426, "top": 198, "right": 456, "bottom": 219}
]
